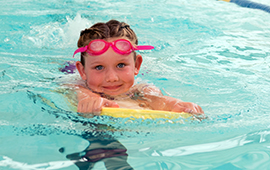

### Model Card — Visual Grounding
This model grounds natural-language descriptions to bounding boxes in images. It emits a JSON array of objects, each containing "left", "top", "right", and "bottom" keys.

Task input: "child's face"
[{"left": 76, "top": 37, "right": 143, "bottom": 96}]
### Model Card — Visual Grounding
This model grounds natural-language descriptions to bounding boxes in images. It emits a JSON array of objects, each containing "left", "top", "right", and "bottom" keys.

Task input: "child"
[{"left": 72, "top": 20, "right": 204, "bottom": 116}]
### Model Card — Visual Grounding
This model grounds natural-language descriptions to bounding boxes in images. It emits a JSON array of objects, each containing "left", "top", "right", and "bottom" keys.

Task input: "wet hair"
[{"left": 77, "top": 20, "right": 138, "bottom": 66}]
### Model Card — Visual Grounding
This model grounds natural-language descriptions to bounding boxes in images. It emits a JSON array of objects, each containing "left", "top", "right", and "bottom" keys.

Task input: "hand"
[
  {"left": 77, "top": 96, "right": 119, "bottom": 116},
  {"left": 171, "top": 102, "right": 204, "bottom": 115}
]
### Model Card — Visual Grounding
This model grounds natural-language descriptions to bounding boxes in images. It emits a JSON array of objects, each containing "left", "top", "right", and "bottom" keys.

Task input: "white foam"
[
  {"left": 63, "top": 14, "right": 93, "bottom": 48},
  {"left": 23, "top": 13, "right": 93, "bottom": 50},
  {"left": 0, "top": 156, "right": 75, "bottom": 170}
]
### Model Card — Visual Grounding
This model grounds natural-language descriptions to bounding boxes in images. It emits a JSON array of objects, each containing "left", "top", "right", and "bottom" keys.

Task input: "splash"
[{"left": 23, "top": 13, "right": 93, "bottom": 50}]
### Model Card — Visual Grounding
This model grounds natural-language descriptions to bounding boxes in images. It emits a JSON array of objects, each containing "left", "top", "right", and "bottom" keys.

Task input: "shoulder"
[{"left": 132, "top": 83, "right": 163, "bottom": 96}]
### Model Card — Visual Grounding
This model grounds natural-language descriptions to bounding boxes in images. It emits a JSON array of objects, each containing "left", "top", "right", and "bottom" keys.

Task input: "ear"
[
  {"left": 76, "top": 61, "right": 87, "bottom": 80},
  {"left": 134, "top": 54, "right": 143, "bottom": 75}
]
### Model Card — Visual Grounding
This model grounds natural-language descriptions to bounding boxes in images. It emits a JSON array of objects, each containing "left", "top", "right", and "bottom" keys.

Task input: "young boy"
[{"left": 73, "top": 20, "right": 204, "bottom": 116}]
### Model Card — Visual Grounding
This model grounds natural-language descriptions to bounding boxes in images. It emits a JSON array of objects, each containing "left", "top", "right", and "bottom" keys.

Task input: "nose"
[{"left": 105, "top": 68, "right": 119, "bottom": 82}]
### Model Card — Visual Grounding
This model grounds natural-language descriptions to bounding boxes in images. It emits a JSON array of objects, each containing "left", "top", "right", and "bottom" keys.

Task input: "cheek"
[
  {"left": 86, "top": 77, "right": 95, "bottom": 85},
  {"left": 122, "top": 69, "right": 135, "bottom": 82},
  {"left": 87, "top": 75, "right": 100, "bottom": 82},
  {"left": 85, "top": 77, "right": 101, "bottom": 91},
  {"left": 84, "top": 71, "right": 102, "bottom": 86}
]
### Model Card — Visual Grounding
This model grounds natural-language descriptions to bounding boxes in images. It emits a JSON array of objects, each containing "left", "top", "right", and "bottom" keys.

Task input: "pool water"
[{"left": 1, "top": 0, "right": 270, "bottom": 169}]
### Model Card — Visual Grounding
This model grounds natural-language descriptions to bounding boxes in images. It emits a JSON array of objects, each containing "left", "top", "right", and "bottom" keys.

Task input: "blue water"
[{"left": 1, "top": 0, "right": 270, "bottom": 169}]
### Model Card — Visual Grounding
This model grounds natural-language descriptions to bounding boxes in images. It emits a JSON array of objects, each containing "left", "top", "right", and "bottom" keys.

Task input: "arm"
[
  {"left": 75, "top": 85, "right": 119, "bottom": 115},
  {"left": 142, "top": 86, "right": 204, "bottom": 115}
]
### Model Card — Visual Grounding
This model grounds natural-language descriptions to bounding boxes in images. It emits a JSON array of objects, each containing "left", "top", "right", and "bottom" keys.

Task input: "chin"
[
  {"left": 105, "top": 89, "right": 129, "bottom": 96},
  {"left": 105, "top": 91, "right": 123, "bottom": 96}
]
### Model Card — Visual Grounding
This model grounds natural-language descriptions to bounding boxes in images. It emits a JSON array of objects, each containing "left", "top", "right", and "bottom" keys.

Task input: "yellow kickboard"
[
  {"left": 38, "top": 91, "right": 192, "bottom": 120},
  {"left": 101, "top": 107, "right": 191, "bottom": 119}
]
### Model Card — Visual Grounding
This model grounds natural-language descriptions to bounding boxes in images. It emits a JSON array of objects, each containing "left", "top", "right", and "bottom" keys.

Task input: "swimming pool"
[{"left": 1, "top": 0, "right": 270, "bottom": 169}]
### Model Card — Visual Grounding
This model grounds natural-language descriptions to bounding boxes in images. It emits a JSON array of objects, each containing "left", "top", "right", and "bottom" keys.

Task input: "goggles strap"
[{"left": 73, "top": 46, "right": 88, "bottom": 58}]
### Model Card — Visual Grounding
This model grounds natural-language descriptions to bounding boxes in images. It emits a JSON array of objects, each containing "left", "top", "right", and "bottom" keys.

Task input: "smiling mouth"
[{"left": 103, "top": 85, "right": 122, "bottom": 91}]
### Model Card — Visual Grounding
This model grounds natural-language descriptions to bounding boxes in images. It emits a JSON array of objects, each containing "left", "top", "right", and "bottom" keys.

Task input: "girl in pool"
[{"left": 72, "top": 19, "right": 204, "bottom": 116}]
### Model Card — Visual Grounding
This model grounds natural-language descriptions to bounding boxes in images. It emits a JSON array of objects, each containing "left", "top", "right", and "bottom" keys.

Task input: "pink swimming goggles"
[{"left": 73, "top": 39, "right": 154, "bottom": 57}]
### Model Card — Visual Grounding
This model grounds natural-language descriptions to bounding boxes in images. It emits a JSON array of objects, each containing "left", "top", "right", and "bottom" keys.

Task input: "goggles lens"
[
  {"left": 73, "top": 39, "right": 154, "bottom": 58},
  {"left": 115, "top": 40, "right": 131, "bottom": 52},
  {"left": 90, "top": 40, "right": 106, "bottom": 52}
]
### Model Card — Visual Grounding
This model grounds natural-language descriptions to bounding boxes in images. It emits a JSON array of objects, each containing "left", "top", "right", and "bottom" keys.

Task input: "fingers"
[
  {"left": 92, "top": 98, "right": 119, "bottom": 115},
  {"left": 103, "top": 99, "right": 119, "bottom": 108},
  {"left": 77, "top": 97, "right": 119, "bottom": 116},
  {"left": 77, "top": 98, "right": 96, "bottom": 115},
  {"left": 172, "top": 102, "right": 204, "bottom": 115},
  {"left": 195, "top": 105, "right": 204, "bottom": 114},
  {"left": 77, "top": 97, "right": 102, "bottom": 115}
]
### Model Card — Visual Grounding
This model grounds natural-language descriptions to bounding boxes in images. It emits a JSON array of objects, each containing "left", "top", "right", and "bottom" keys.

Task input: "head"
[{"left": 75, "top": 20, "right": 143, "bottom": 96}]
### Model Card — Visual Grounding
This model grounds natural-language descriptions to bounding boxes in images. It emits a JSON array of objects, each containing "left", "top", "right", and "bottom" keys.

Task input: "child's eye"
[
  {"left": 95, "top": 65, "right": 104, "bottom": 70},
  {"left": 117, "top": 63, "right": 126, "bottom": 68}
]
